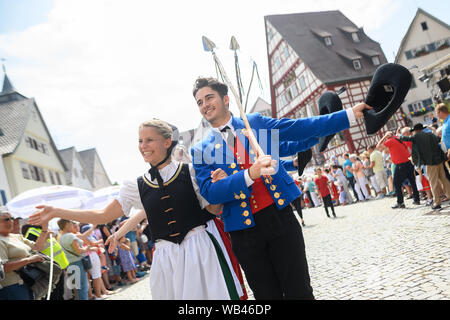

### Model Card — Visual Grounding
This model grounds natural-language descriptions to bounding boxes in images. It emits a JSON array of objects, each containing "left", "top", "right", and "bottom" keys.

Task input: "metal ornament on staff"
[
  {"left": 229, "top": 36, "right": 245, "bottom": 104},
  {"left": 201, "top": 36, "right": 275, "bottom": 176}
]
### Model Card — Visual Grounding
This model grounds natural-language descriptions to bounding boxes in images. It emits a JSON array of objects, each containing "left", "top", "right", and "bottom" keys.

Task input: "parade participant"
[
  {"left": 376, "top": 130, "right": 420, "bottom": 209},
  {"left": 0, "top": 207, "right": 48, "bottom": 300},
  {"left": 314, "top": 168, "right": 337, "bottom": 218},
  {"left": 29, "top": 119, "right": 240, "bottom": 300},
  {"left": 191, "top": 77, "right": 372, "bottom": 299},
  {"left": 399, "top": 123, "right": 450, "bottom": 210}
]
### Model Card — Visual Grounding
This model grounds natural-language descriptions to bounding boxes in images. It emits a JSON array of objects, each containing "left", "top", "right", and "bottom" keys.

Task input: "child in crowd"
[
  {"left": 416, "top": 166, "right": 433, "bottom": 206},
  {"left": 336, "top": 180, "right": 347, "bottom": 206},
  {"left": 314, "top": 168, "right": 337, "bottom": 218},
  {"left": 118, "top": 236, "right": 140, "bottom": 284}
]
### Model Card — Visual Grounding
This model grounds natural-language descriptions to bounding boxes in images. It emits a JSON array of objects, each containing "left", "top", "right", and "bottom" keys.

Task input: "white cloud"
[{"left": 0, "top": 0, "right": 399, "bottom": 184}]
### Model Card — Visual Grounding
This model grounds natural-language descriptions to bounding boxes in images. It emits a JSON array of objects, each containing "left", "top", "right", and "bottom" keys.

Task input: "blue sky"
[
  {"left": 1, "top": 0, "right": 448, "bottom": 61},
  {"left": 0, "top": 0, "right": 54, "bottom": 33},
  {"left": 0, "top": 0, "right": 448, "bottom": 183}
]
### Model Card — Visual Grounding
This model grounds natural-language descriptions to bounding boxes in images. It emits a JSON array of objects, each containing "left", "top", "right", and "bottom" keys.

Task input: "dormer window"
[
  {"left": 353, "top": 60, "right": 362, "bottom": 70},
  {"left": 339, "top": 26, "right": 361, "bottom": 42},
  {"left": 351, "top": 32, "right": 360, "bottom": 43},
  {"left": 371, "top": 55, "right": 380, "bottom": 66},
  {"left": 311, "top": 28, "right": 333, "bottom": 46}
]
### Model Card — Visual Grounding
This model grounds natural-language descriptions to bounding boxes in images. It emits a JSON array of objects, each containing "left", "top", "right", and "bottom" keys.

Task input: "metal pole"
[{"left": 46, "top": 233, "right": 54, "bottom": 300}]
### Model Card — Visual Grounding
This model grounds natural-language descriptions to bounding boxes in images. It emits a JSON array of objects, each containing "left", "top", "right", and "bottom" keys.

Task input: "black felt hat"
[
  {"left": 410, "top": 123, "right": 424, "bottom": 132},
  {"left": 297, "top": 149, "right": 313, "bottom": 176},
  {"left": 363, "top": 63, "right": 412, "bottom": 135},
  {"left": 317, "top": 90, "right": 344, "bottom": 152}
]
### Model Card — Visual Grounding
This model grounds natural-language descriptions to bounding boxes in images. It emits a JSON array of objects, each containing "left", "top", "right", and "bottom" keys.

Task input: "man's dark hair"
[{"left": 193, "top": 77, "right": 228, "bottom": 98}]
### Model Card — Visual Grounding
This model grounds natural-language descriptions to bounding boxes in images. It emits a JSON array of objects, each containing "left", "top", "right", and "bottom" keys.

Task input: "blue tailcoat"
[{"left": 191, "top": 111, "right": 349, "bottom": 232}]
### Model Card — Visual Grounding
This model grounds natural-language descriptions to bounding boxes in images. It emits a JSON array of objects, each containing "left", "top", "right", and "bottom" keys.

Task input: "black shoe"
[
  {"left": 431, "top": 204, "right": 442, "bottom": 210},
  {"left": 392, "top": 203, "right": 405, "bottom": 209},
  {"left": 413, "top": 201, "right": 420, "bottom": 205}
]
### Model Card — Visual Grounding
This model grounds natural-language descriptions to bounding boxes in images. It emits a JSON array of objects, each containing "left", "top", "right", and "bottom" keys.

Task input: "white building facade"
[{"left": 396, "top": 8, "right": 450, "bottom": 126}]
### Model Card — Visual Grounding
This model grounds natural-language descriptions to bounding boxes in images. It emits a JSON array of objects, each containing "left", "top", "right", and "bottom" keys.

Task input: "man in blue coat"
[{"left": 191, "top": 77, "right": 371, "bottom": 299}]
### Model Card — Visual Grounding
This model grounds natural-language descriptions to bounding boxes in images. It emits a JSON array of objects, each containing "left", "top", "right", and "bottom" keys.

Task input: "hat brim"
[
  {"left": 317, "top": 92, "right": 343, "bottom": 152},
  {"left": 363, "top": 63, "right": 412, "bottom": 135},
  {"left": 297, "top": 149, "right": 313, "bottom": 176}
]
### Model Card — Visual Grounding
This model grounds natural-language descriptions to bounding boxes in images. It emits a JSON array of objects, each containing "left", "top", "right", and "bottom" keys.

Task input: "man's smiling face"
[{"left": 195, "top": 86, "right": 230, "bottom": 127}]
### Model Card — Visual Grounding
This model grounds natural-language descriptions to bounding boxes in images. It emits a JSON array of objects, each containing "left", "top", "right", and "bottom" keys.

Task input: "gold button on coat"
[
  {"left": 274, "top": 192, "right": 280, "bottom": 199},
  {"left": 270, "top": 185, "right": 277, "bottom": 191},
  {"left": 278, "top": 199, "right": 285, "bottom": 206},
  {"left": 241, "top": 202, "right": 247, "bottom": 208},
  {"left": 230, "top": 163, "right": 236, "bottom": 169},
  {"left": 245, "top": 219, "right": 252, "bottom": 226},
  {"left": 242, "top": 210, "right": 250, "bottom": 217}
]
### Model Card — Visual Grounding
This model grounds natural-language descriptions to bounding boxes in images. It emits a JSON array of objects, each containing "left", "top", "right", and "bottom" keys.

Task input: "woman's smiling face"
[{"left": 138, "top": 126, "right": 172, "bottom": 166}]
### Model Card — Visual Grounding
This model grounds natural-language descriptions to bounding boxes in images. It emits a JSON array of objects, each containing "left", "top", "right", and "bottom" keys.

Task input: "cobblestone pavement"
[
  {"left": 303, "top": 196, "right": 450, "bottom": 300},
  {"left": 105, "top": 196, "right": 450, "bottom": 300}
]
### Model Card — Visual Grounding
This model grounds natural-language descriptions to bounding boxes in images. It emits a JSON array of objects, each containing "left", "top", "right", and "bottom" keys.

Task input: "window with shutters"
[{"left": 21, "top": 162, "right": 31, "bottom": 180}]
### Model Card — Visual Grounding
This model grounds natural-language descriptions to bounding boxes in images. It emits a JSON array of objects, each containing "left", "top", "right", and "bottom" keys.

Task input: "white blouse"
[{"left": 118, "top": 160, "right": 209, "bottom": 216}]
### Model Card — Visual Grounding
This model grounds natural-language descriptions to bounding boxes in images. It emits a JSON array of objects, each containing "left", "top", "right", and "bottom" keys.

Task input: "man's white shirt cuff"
[
  {"left": 346, "top": 108, "right": 357, "bottom": 126},
  {"left": 244, "top": 169, "right": 255, "bottom": 187}
]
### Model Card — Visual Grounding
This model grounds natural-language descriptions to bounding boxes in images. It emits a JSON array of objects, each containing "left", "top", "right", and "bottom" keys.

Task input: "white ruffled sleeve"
[
  {"left": 189, "top": 163, "right": 210, "bottom": 209},
  {"left": 118, "top": 179, "right": 144, "bottom": 216}
]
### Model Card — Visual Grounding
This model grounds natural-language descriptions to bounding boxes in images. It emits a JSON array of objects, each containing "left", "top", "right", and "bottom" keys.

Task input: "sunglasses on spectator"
[{"left": 0, "top": 217, "right": 13, "bottom": 222}]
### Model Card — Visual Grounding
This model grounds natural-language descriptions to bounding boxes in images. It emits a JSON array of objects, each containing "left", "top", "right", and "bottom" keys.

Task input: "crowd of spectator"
[
  {"left": 294, "top": 103, "right": 450, "bottom": 217},
  {"left": 1, "top": 209, "right": 152, "bottom": 300}
]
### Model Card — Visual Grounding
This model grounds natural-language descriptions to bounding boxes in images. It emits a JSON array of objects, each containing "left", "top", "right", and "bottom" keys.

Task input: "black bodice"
[{"left": 137, "top": 163, "right": 214, "bottom": 244}]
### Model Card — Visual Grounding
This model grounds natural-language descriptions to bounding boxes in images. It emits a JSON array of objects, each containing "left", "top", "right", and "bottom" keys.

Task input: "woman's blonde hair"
[{"left": 139, "top": 119, "right": 173, "bottom": 140}]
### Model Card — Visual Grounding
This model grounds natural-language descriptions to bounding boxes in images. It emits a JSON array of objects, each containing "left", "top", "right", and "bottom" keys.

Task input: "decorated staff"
[{"left": 202, "top": 36, "right": 275, "bottom": 176}]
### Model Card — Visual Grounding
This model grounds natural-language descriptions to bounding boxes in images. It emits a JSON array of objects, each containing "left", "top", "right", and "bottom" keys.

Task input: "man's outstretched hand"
[{"left": 352, "top": 103, "right": 373, "bottom": 119}]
